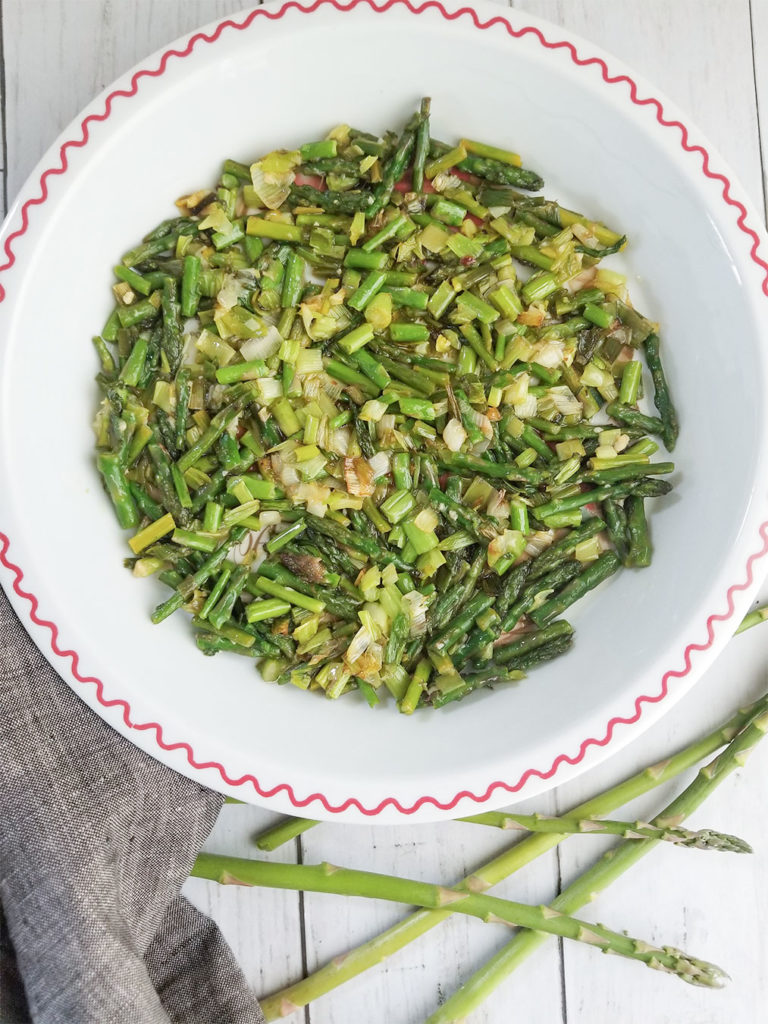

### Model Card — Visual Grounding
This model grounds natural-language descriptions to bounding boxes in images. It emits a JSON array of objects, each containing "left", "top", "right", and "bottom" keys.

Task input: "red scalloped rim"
[{"left": 2, "top": 0, "right": 768, "bottom": 816}]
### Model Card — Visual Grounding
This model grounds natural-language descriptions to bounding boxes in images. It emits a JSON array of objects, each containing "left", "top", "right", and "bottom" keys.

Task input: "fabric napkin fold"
[{"left": 0, "top": 589, "right": 265, "bottom": 1024}]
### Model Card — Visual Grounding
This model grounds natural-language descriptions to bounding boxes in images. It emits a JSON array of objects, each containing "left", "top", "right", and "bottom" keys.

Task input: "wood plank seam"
[
  {"left": 748, "top": 0, "right": 768, "bottom": 222},
  {"left": 0, "top": 0, "right": 8, "bottom": 212},
  {"left": 296, "top": 835, "right": 313, "bottom": 1024}
]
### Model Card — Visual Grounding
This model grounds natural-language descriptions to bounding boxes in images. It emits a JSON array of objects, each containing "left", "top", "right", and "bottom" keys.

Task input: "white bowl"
[{"left": 1, "top": 0, "right": 767, "bottom": 823}]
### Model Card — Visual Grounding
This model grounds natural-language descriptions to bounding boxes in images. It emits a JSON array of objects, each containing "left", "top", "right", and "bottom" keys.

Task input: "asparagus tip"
[
  {"left": 655, "top": 947, "right": 729, "bottom": 989},
  {"left": 684, "top": 829, "right": 753, "bottom": 854}
]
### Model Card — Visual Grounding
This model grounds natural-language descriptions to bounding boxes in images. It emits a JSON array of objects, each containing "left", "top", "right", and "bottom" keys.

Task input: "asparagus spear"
[
  {"left": 288, "top": 185, "right": 373, "bottom": 213},
  {"left": 522, "top": 557, "right": 582, "bottom": 598},
  {"left": 151, "top": 526, "right": 247, "bottom": 623},
  {"left": 435, "top": 451, "right": 545, "bottom": 485},
  {"left": 255, "top": 817, "right": 320, "bottom": 852},
  {"left": 259, "top": 702, "right": 757, "bottom": 1017},
  {"left": 256, "top": 561, "right": 359, "bottom": 620},
  {"left": 644, "top": 333, "right": 679, "bottom": 450},
  {"left": 191, "top": 855, "right": 725, "bottom": 986},
  {"left": 177, "top": 385, "right": 258, "bottom": 472},
  {"left": 428, "top": 666, "right": 524, "bottom": 707},
  {"left": 495, "top": 559, "right": 533, "bottom": 619},
  {"left": 427, "top": 552, "right": 486, "bottom": 634},
  {"left": 606, "top": 401, "right": 666, "bottom": 436},
  {"left": 430, "top": 593, "right": 496, "bottom": 653},
  {"left": 458, "top": 153, "right": 544, "bottom": 190},
  {"left": 494, "top": 631, "right": 573, "bottom": 671},
  {"left": 305, "top": 514, "right": 410, "bottom": 570},
  {"left": 427, "top": 487, "right": 498, "bottom": 542},
  {"left": 736, "top": 603, "right": 768, "bottom": 634},
  {"left": 460, "top": 811, "right": 751, "bottom": 852},
  {"left": 412, "top": 97, "right": 431, "bottom": 193},
  {"left": 625, "top": 494, "right": 652, "bottom": 567},
  {"left": 96, "top": 452, "right": 139, "bottom": 529},
  {"left": 450, "top": 626, "right": 498, "bottom": 667},
  {"left": 299, "top": 158, "right": 361, "bottom": 178},
  {"left": 429, "top": 139, "right": 544, "bottom": 190},
  {"left": 585, "top": 461, "right": 675, "bottom": 484},
  {"left": 249, "top": 809, "right": 750, "bottom": 855},
  {"left": 160, "top": 276, "right": 182, "bottom": 373},
  {"left": 626, "top": 477, "right": 674, "bottom": 497},
  {"left": 428, "top": 696, "right": 768, "bottom": 1022},
  {"left": 602, "top": 498, "right": 628, "bottom": 562},
  {"left": 526, "top": 518, "right": 606, "bottom": 579},
  {"left": 366, "top": 114, "right": 419, "bottom": 218},
  {"left": 528, "top": 552, "right": 621, "bottom": 626},
  {"left": 494, "top": 620, "right": 573, "bottom": 663}
]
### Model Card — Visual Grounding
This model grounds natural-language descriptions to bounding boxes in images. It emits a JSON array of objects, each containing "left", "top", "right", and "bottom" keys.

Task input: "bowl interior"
[{"left": 1, "top": 2, "right": 766, "bottom": 820}]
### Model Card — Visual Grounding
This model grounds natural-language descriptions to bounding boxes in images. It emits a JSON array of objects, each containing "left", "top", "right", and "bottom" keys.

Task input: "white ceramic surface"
[{"left": 1, "top": 0, "right": 767, "bottom": 823}]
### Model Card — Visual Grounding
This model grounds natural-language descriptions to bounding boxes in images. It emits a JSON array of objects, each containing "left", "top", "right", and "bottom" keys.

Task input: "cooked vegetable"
[{"left": 93, "top": 99, "right": 676, "bottom": 709}]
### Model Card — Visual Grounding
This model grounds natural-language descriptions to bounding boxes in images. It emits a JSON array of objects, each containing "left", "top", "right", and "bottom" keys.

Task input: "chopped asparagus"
[{"left": 93, "top": 100, "right": 677, "bottom": 708}]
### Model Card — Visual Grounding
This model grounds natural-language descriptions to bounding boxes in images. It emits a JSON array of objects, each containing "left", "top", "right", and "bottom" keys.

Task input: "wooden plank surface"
[
  {"left": 184, "top": 807, "right": 307, "bottom": 1001},
  {"left": 511, "top": 0, "right": 765, "bottom": 209},
  {"left": 2, "top": 0, "right": 250, "bottom": 202},
  {"left": 2, "top": 2, "right": 768, "bottom": 1023},
  {"left": 504, "top": 6, "right": 768, "bottom": 1024},
  {"left": 298, "top": 791, "right": 564, "bottom": 1024},
  {"left": 752, "top": 0, "right": 768, "bottom": 214}
]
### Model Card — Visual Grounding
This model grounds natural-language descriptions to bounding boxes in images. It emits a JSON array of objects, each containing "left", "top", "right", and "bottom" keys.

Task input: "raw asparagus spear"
[
  {"left": 258, "top": 702, "right": 757, "bottom": 1017},
  {"left": 429, "top": 695, "right": 768, "bottom": 1022},
  {"left": 191, "top": 856, "right": 725, "bottom": 987}
]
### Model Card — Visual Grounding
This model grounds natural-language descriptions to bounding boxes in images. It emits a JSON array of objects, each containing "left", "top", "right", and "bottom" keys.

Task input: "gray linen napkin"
[{"left": 0, "top": 589, "right": 266, "bottom": 1024}]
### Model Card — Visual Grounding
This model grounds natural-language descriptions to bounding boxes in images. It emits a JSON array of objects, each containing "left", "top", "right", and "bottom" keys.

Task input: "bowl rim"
[{"left": 2, "top": 0, "right": 768, "bottom": 821}]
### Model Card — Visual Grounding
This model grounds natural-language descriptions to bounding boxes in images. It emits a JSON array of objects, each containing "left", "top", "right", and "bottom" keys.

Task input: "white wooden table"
[{"left": 5, "top": 2, "right": 768, "bottom": 1021}]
